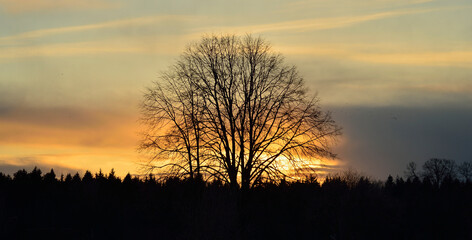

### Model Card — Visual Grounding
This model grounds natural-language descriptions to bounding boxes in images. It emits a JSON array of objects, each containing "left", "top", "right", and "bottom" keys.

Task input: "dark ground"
[{"left": 0, "top": 168, "right": 471, "bottom": 239}]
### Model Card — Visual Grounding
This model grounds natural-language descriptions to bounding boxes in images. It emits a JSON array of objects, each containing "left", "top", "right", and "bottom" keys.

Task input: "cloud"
[
  {"left": 0, "top": 5, "right": 432, "bottom": 45},
  {"left": 0, "top": 7, "right": 441, "bottom": 60},
  {"left": 0, "top": 104, "right": 141, "bottom": 177},
  {"left": 0, "top": 38, "right": 189, "bottom": 59},
  {"left": 330, "top": 105, "right": 472, "bottom": 179},
  {"left": 0, "top": 15, "right": 195, "bottom": 45},
  {"left": 412, "top": 84, "right": 472, "bottom": 94},
  {"left": 0, "top": 105, "right": 139, "bottom": 148},
  {"left": 0, "top": 0, "right": 117, "bottom": 14},
  {"left": 351, "top": 51, "right": 472, "bottom": 67},
  {"left": 287, "top": 0, "right": 434, "bottom": 8},
  {"left": 0, "top": 41, "right": 149, "bottom": 59},
  {"left": 198, "top": 8, "right": 437, "bottom": 34},
  {"left": 0, "top": 15, "right": 199, "bottom": 60},
  {"left": 278, "top": 44, "right": 472, "bottom": 67}
]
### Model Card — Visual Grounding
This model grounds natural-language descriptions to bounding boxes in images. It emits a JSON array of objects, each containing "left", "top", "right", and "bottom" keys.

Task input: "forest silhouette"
[{"left": 1, "top": 160, "right": 472, "bottom": 239}]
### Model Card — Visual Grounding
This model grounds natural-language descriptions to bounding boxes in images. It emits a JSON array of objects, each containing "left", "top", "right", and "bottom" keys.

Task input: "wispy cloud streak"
[
  {"left": 279, "top": 45, "right": 472, "bottom": 67},
  {"left": 0, "top": 0, "right": 117, "bottom": 13},
  {"left": 198, "top": 8, "right": 437, "bottom": 34},
  {"left": 0, "top": 38, "right": 187, "bottom": 59},
  {"left": 0, "top": 7, "right": 437, "bottom": 46},
  {"left": 0, "top": 15, "right": 196, "bottom": 45},
  {"left": 286, "top": 0, "right": 435, "bottom": 9}
]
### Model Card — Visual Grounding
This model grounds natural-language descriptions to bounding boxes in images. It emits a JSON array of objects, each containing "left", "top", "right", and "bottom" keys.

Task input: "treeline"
[{"left": 1, "top": 162, "right": 472, "bottom": 240}]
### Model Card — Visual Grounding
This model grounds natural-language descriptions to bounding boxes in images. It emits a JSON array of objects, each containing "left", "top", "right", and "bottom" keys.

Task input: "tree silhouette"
[
  {"left": 29, "top": 166, "right": 42, "bottom": 183},
  {"left": 141, "top": 34, "right": 341, "bottom": 190},
  {"left": 13, "top": 169, "right": 28, "bottom": 182},
  {"left": 43, "top": 169, "right": 56, "bottom": 183},
  {"left": 458, "top": 161, "right": 472, "bottom": 183},
  {"left": 107, "top": 168, "right": 120, "bottom": 184},
  {"left": 82, "top": 171, "right": 93, "bottom": 183},
  {"left": 72, "top": 172, "right": 81, "bottom": 183},
  {"left": 0, "top": 172, "right": 11, "bottom": 184},
  {"left": 123, "top": 173, "right": 132, "bottom": 184},
  {"left": 421, "top": 158, "right": 456, "bottom": 187},
  {"left": 404, "top": 161, "right": 418, "bottom": 181},
  {"left": 64, "top": 173, "right": 73, "bottom": 183}
]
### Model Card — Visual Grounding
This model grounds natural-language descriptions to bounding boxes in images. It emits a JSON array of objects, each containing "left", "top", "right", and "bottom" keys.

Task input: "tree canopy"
[{"left": 140, "top": 34, "right": 341, "bottom": 190}]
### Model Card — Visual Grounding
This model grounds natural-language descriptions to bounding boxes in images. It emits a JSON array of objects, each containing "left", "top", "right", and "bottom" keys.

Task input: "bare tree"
[
  {"left": 140, "top": 34, "right": 341, "bottom": 190},
  {"left": 141, "top": 68, "right": 204, "bottom": 179},
  {"left": 421, "top": 158, "right": 456, "bottom": 186},
  {"left": 458, "top": 161, "right": 472, "bottom": 183},
  {"left": 404, "top": 161, "right": 418, "bottom": 181}
]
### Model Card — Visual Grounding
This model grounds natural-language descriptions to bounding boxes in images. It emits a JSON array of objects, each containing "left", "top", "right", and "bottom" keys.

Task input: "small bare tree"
[
  {"left": 458, "top": 161, "right": 472, "bottom": 183},
  {"left": 141, "top": 70, "right": 204, "bottom": 179},
  {"left": 421, "top": 158, "right": 456, "bottom": 186},
  {"left": 404, "top": 161, "right": 418, "bottom": 181},
  {"left": 140, "top": 34, "right": 341, "bottom": 190}
]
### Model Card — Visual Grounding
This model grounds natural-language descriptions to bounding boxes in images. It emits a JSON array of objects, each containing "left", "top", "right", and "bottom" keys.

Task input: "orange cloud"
[
  {"left": 0, "top": 0, "right": 117, "bottom": 14},
  {"left": 0, "top": 106, "right": 142, "bottom": 177},
  {"left": 0, "top": 106, "right": 139, "bottom": 148}
]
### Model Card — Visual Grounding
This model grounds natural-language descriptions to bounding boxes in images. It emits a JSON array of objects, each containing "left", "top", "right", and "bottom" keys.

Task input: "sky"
[{"left": 0, "top": 0, "right": 471, "bottom": 179}]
